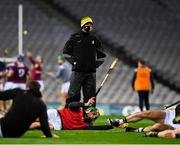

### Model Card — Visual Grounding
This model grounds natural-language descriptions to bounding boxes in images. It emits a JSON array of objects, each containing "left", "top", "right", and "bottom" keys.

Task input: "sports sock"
[
  {"left": 126, "top": 127, "right": 144, "bottom": 132},
  {"left": 137, "top": 127, "right": 144, "bottom": 132},
  {"left": 117, "top": 119, "right": 124, "bottom": 125}
]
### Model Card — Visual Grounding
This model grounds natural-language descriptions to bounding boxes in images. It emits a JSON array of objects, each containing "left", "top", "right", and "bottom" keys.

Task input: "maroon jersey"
[
  {"left": 6, "top": 63, "right": 16, "bottom": 82},
  {"left": 58, "top": 109, "right": 87, "bottom": 130},
  {"left": 28, "top": 57, "right": 42, "bottom": 80},
  {"left": 11, "top": 63, "right": 29, "bottom": 83}
]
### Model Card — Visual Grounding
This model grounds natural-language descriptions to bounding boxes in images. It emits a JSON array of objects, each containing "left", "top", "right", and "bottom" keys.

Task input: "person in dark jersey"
[
  {"left": 0, "top": 80, "right": 57, "bottom": 138},
  {"left": 63, "top": 16, "right": 106, "bottom": 107}
]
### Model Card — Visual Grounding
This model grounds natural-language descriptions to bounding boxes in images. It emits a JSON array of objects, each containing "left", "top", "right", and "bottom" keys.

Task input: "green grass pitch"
[{"left": 0, "top": 116, "right": 180, "bottom": 144}]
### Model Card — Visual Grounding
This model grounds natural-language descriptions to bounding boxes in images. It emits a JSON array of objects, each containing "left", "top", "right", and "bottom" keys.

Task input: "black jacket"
[
  {"left": 0, "top": 89, "right": 52, "bottom": 137},
  {"left": 63, "top": 31, "right": 106, "bottom": 73}
]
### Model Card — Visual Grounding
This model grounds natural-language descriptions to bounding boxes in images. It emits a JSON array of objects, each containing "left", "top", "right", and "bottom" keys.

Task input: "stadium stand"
[{"left": 0, "top": 0, "right": 179, "bottom": 106}]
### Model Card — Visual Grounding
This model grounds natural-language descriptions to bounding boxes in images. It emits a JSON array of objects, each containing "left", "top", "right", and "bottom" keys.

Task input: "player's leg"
[
  {"left": 175, "top": 128, "right": 180, "bottom": 138},
  {"left": 144, "top": 91, "right": 150, "bottom": 110},
  {"left": 47, "top": 109, "right": 62, "bottom": 130},
  {"left": 138, "top": 91, "right": 144, "bottom": 111},
  {"left": 82, "top": 73, "right": 96, "bottom": 107},
  {"left": 66, "top": 72, "right": 83, "bottom": 105},
  {"left": 59, "top": 92, "right": 67, "bottom": 106},
  {"left": 126, "top": 110, "right": 165, "bottom": 122},
  {"left": 29, "top": 118, "right": 55, "bottom": 130},
  {"left": 59, "top": 82, "right": 70, "bottom": 107},
  {"left": 125, "top": 123, "right": 173, "bottom": 133},
  {"left": 29, "top": 121, "right": 41, "bottom": 129},
  {"left": 0, "top": 101, "right": 4, "bottom": 114},
  {"left": 108, "top": 110, "right": 165, "bottom": 127},
  {"left": 158, "top": 130, "right": 176, "bottom": 138},
  {"left": 145, "top": 129, "right": 176, "bottom": 138},
  {"left": 144, "top": 123, "right": 174, "bottom": 132}
]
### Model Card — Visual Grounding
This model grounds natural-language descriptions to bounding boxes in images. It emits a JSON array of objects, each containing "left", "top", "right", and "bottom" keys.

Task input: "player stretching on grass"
[
  {"left": 31, "top": 97, "right": 113, "bottom": 130},
  {"left": 143, "top": 104, "right": 180, "bottom": 138},
  {"left": 0, "top": 80, "right": 58, "bottom": 138},
  {"left": 108, "top": 105, "right": 180, "bottom": 133}
]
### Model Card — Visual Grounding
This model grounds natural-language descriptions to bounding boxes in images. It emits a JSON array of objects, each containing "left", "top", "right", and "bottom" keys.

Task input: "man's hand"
[{"left": 85, "top": 97, "right": 95, "bottom": 106}]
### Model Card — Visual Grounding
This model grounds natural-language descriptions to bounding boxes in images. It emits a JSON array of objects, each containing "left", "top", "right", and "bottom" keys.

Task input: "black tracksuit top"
[
  {"left": 0, "top": 88, "right": 52, "bottom": 137},
  {"left": 63, "top": 31, "right": 106, "bottom": 73}
]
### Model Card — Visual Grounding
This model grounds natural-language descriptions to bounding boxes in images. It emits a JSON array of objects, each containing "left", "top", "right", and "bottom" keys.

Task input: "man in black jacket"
[
  {"left": 0, "top": 80, "right": 54, "bottom": 138},
  {"left": 63, "top": 16, "right": 106, "bottom": 107}
]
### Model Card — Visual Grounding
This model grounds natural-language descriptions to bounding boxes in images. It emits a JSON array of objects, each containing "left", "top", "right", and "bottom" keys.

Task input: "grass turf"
[{"left": 0, "top": 116, "right": 180, "bottom": 144}]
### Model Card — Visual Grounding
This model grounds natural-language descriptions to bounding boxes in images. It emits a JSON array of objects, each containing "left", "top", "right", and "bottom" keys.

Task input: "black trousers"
[
  {"left": 66, "top": 71, "right": 96, "bottom": 106},
  {"left": 137, "top": 91, "right": 150, "bottom": 111}
]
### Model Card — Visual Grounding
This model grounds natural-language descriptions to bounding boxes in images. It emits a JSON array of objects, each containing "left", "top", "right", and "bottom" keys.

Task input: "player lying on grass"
[
  {"left": 108, "top": 104, "right": 180, "bottom": 133},
  {"left": 143, "top": 104, "right": 180, "bottom": 138},
  {"left": 143, "top": 128, "right": 180, "bottom": 138},
  {"left": 0, "top": 80, "right": 58, "bottom": 138},
  {"left": 30, "top": 97, "right": 113, "bottom": 130}
]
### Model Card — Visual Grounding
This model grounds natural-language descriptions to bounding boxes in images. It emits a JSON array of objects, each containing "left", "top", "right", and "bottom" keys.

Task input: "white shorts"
[
  {"left": 4, "top": 82, "right": 14, "bottom": 90},
  {"left": 61, "top": 82, "right": 70, "bottom": 93},
  {"left": 47, "top": 109, "right": 62, "bottom": 130},
  {"left": 37, "top": 80, "right": 44, "bottom": 92},
  {"left": 12, "top": 83, "right": 26, "bottom": 90},
  {"left": 164, "top": 110, "right": 180, "bottom": 129}
]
